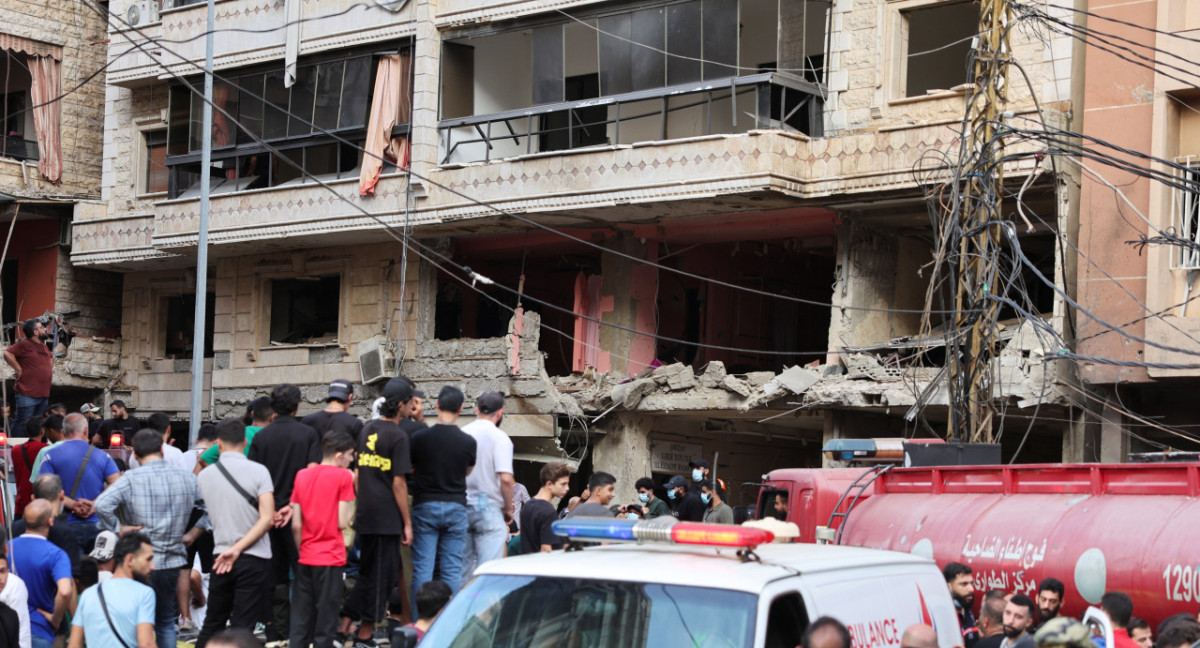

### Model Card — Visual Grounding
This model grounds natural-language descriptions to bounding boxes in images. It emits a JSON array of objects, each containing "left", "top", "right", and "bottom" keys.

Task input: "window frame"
[
  {"left": 886, "top": 0, "right": 978, "bottom": 103},
  {"left": 1174, "top": 157, "right": 1200, "bottom": 269},
  {"left": 254, "top": 262, "right": 349, "bottom": 349},
  {"left": 164, "top": 43, "right": 410, "bottom": 199},
  {"left": 140, "top": 127, "right": 170, "bottom": 197}
]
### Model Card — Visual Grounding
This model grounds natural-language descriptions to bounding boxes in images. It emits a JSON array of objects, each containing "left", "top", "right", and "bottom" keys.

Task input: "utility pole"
[
  {"left": 950, "top": 0, "right": 1011, "bottom": 444},
  {"left": 189, "top": 0, "right": 215, "bottom": 446}
]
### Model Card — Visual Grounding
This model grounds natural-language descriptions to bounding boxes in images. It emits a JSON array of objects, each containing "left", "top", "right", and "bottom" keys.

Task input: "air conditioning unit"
[
  {"left": 357, "top": 334, "right": 396, "bottom": 385},
  {"left": 125, "top": 0, "right": 160, "bottom": 27}
]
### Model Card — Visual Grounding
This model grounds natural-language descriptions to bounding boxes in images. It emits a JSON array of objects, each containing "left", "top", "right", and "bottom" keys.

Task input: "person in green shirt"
[
  {"left": 701, "top": 479, "right": 733, "bottom": 525},
  {"left": 635, "top": 477, "right": 671, "bottom": 519},
  {"left": 194, "top": 396, "right": 272, "bottom": 473}
]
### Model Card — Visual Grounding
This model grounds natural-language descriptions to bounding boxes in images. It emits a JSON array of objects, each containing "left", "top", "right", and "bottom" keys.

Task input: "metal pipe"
[{"left": 189, "top": 0, "right": 216, "bottom": 446}]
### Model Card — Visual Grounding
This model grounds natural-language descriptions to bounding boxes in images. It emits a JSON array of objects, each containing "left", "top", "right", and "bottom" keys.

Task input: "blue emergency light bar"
[{"left": 551, "top": 517, "right": 775, "bottom": 548}]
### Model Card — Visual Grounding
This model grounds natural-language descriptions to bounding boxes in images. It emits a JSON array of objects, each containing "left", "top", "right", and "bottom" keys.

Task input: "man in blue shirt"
[
  {"left": 8, "top": 499, "right": 75, "bottom": 648},
  {"left": 38, "top": 413, "right": 120, "bottom": 553},
  {"left": 69, "top": 532, "right": 156, "bottom": 648}
]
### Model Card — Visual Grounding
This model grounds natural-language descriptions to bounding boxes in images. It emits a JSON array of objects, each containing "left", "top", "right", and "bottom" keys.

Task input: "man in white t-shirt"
[
  {"left": 129, "top": 413, "right": 184, "bottom": 469},
  {"left": 0, "top": 554, "right": 31, "bottom": 648},
  {"left": 459, "top": 391, "right": 514, "bottom": 587}
]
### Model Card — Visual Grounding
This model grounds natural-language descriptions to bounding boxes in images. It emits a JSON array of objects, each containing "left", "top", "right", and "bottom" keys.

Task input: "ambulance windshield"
[{"left": 421, "top": 574, "right": 757, "bottom": 648}]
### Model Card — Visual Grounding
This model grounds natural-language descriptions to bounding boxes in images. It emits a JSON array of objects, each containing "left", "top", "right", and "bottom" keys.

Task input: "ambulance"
[{"left": 418, "top": 517, "right": 962, "bottom": 648}]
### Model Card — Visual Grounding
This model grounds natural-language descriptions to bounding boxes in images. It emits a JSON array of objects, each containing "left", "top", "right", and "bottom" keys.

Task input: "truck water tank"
[{"left": 838, "top": 463, "right": 1200, "bottom": 631}]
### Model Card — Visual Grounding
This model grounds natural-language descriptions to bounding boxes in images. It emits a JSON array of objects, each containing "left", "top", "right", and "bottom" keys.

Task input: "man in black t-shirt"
[
  {"left": 665, "top": 475, "right": 706, "bottom": 522},
  {"left": 301, "top": 378, "right": 364, "bottom": 440},
  {"left": 95, "top": 400, "right": 140, "bottom": 448},
  {"left": 247, "top": 383, "right": 321, "bottom": 640},
  {"left": 337, "top": 377, "right": 413, "bottom": 646},
  {"left": 520, "top": 462, "right": 572, "bottom": 554},
  {"left": 409, "top": 386, "right": 476, "bottom": 605}
]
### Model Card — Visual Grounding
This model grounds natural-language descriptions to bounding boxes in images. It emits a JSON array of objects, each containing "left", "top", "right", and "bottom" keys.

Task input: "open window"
[
  {"left": 162, "top": 293, "right": 214, "bottom": 358},
  {"left": 267, "top": 275, "right": 341, "bottom": 345},
  {"left": 897, "top": 1, "right": 979, "bottom": 98},
  {"left": 1, "top": 49, "right": 36, "bottom": 162},
  {"left": 165, "top": 45, "right": 409, "bottom": 198}
]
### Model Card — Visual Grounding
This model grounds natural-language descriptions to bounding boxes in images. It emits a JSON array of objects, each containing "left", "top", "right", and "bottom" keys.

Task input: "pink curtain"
[
  {"left": 359, "top": 53, "right": 411, "bottom": 196},
  {"left": 28, "top": 55, "right": 62, "bottom": 183}
]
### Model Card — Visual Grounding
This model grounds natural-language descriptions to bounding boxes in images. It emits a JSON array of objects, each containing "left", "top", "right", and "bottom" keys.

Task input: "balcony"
[{"left": 438, "top": 72, "right": 824, "bottom": 166}]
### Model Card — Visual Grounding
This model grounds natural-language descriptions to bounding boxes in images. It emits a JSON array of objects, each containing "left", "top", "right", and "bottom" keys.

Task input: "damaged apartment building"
[
  {"left": 80, "top": 0, "right": 1079, "bottom": 501},
  {"left": 1, "top": 0, "right": 125, "bottom": 406}
]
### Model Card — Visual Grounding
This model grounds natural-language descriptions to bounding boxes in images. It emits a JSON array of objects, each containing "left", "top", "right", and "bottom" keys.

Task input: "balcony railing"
[
  {"left": 0, "top": 136, "right": 39, "bottom": 162},
  {"left": 438, "top": 72, "right": 825, "bottom": 166}
]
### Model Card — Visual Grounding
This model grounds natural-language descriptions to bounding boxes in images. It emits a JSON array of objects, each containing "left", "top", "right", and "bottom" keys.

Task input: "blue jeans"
[
  {"left": 410, "top": 501, "right": 468, "bottom": 606},
  {"left": 31, "top": 635, "right": 53, "bottom": 648},
  {"left": 69, "top": 522, "right": 101, "bottom": 555},
  {"left": 150, "top": 567, "right": 180, "bottom": 648},
  {"left": 462, "top": 504, "right": 507, "bottom": 588},
  {"left": 13, "top": 393, "right": 47, "bottom": 436}
]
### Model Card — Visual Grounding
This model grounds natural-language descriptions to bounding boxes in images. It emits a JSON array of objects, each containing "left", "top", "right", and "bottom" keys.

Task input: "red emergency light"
[
  {"left": 110, "top": 433, "right": 122, "bottom": 447},
  {"left": 0, "top": 433, "right": 7, "bottom": 445}
]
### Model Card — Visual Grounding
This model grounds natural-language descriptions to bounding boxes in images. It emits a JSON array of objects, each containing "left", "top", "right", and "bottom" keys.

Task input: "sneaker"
[{"left": 353, "top": 638, "right": 378, "bottom": 648}]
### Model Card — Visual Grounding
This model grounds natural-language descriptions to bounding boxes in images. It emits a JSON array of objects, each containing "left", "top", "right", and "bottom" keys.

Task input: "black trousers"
[
  {"left": 290, "top": 564, "right": 345, "bottom": 648},
  {"left": 196, "top": 554, "right": 271, "bottom": 648},
  {"left": 340, "top": 534, "right": 400, "bottom": 624},
  {"left": 266, "top": 525, "right": 298, "bottom": 628}
]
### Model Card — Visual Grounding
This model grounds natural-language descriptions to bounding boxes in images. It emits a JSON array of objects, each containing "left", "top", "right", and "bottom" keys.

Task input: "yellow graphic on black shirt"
[{"left": 360, "top": 433, "right": 391, "bottom": 470}]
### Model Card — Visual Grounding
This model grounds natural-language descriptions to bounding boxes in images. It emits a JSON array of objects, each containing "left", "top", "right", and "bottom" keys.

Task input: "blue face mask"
[
  {"left": 626, "top": 513, "right": 639, "bottom": 520},
  {"left": 638, "top": 492, "right": 649, "bottom": 503},
  {"left": 701, "top": 492, "right": 711, "bottom": 505},
  {"left": 667, "top": 489, "right": 677, "bottom": 500},
  {"left": 692, "top": 469, "right": 704, "bottom": 482}
]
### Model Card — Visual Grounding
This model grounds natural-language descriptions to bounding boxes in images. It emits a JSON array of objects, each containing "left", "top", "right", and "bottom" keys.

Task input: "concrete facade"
[
  {"left": 1, "top": 0, "right": 124, "bottom": 405},
  {"left": 83, "top": 0, "right": 1084, "bottom": 502}
]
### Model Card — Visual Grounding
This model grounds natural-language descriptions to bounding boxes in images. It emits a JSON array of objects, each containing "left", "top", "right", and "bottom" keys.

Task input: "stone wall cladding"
[
  {"left": 54, "top": 249, "right": 123, "bottom": 335},
  {"left": 0, "top": 0, "right": 106, "bottom": 199}
]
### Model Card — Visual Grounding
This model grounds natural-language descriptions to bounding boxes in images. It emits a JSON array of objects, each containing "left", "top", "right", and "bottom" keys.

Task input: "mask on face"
[
  {"left": 701, "top": 492, "right": 711, "bottom": 505},
  {"left": 638, "top": 492, "right": 649, "bottom": 503},
  {"left": 692, "top": 469, "right": 704, "bottom": 482},
  {"left": 626, "top": 513, "right": 639, "bottom": 520},
  {"left": 667, "top": 488, "right": 677, "bottom": 500}
]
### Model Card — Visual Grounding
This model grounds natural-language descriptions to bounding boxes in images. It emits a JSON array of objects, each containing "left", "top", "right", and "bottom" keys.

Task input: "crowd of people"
[
  {"left": 0, "top": 308, "right": 751, "bottom": 648},
  {"left": 942, "top": 563, "right": 1200, "bottom": 648}
]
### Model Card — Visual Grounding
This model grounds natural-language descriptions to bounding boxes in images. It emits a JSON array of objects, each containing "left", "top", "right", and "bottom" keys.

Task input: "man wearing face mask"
[
  {"left": 664, "top": 475, "right": 706, "bottom": 522},
  {"left": 700, "top": 479, "right": 733, "bottom": 524},
  {"left": 688, "top": 459, "right": 711, "bottom": 493},
  {"left": 634, "top": 478, "right": 670, "bottom": 519}
]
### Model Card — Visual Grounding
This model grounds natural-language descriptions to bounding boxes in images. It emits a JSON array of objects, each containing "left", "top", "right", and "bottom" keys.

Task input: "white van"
[{"left": 418, "top": 518, "right": 962, "bottom": 648}]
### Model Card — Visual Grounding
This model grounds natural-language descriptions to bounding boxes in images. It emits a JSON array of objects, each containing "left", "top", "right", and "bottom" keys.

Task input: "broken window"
[
  {"left": 143, "top": 129, "right": 169, "bottom": 194},
  {"left": 439, "top": 0, "right": 826, "bottom": 163},
  {"left": 165, "top": 46, "right": 407, "bottom": 198},
  {"left": 268, "top": 275, "right": 341, "bottom": 345},
  {"left": 1, "top": 49, "right": 36, "bottom": 162},
  {"left": 901, "top": 1, "right": 978, "bottom": 97},
  {"left": 163, "top": 293, "right": 214, "bottom": 358}
]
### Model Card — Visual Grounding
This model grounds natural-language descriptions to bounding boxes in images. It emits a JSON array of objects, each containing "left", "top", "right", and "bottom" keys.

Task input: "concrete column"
[
  {"left": 598, "top": 233, "right": 657, "bottom": 376},
  {"left": 1100, "top": 394, "right": 1130, "bottom": 463},
  {"left": 407, "top": 0, "right": 441, "bottom": 179},
  {"left": 590, "top": 412, "right": 654, "bottom": 505}
]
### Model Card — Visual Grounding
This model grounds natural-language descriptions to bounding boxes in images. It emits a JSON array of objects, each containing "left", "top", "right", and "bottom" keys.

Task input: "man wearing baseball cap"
[
  {"left": 80, "top": 404, "right": 103, "bottom": 444},
  {"left": 89, "top": 530, "right": 118, "bottom": 585},
  {"left": 302, "top": 379, "right": 364, "bottom": 440},
  {"left": 460, "top": 391, "right": 513, "bottom": 586},
  {"left": 665, "top": 475, "right": 706, "bottom": 522}
]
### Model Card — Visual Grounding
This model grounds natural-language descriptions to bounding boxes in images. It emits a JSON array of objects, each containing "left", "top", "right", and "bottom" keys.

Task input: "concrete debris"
[
  {"left": 744, "top": 371, "right": 775, "bottom": 386},
  {"left": 612, "top": 378, "right": 658, "bottom": 408},
  {"left": 666, "top": 367, "right": 696, "bottom": 391},
  {"left": 698, "top": 361, "right": 727, "bottom": 388},
  {"left": 822, "top": 363, "right": 845, "bottom": 377},
  {"left": 763, "top": 366, "right": 820, "bottom": 398},
  {"left": 843, "top": 353, "right": 884, "bottom": 380},
  {"left": 720, "top": 375, "right": 753, "bottom": 398}
]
